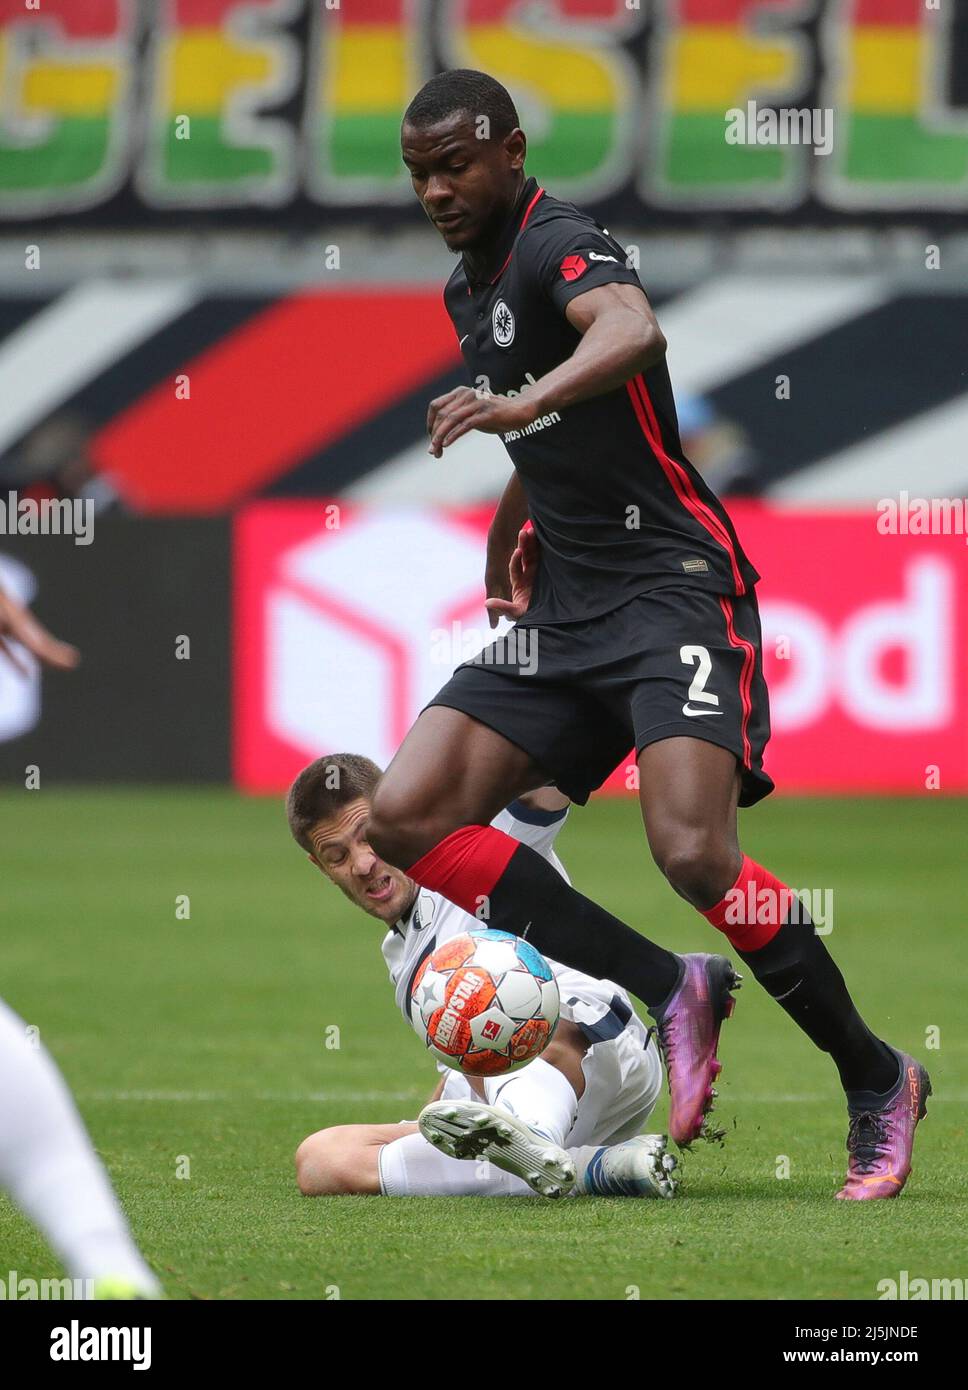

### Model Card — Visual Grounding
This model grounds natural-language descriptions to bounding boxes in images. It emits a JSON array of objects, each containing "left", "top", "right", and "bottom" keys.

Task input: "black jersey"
[{"left": 443, "top": 176, "right": 760, "bottom": 624}]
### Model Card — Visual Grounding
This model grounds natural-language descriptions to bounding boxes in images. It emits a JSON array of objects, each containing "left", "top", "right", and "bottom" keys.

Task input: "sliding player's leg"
[
  {"left": 295, "top": 1118, "right": 543, "bottom": 1197},
  {"left": 368, "top": 706, "right": 682, "bottom": 1009},
  {"left": 418, "top": 1023, "right": 588, "bottom": 1198},
  {"left": 296, "top": 1025, "right": 676, "bottom": 1201},
  {"left": 638, "top": 734, "right": 930, "bottom": 1192},
  {"left": 293, "top": 1048, "right": 582, "bottom": 1200},
  {"left": 0, "top": 997, "right": 160, "bottom": 1296},
  {"left": 421, "top": 1022, "right": 676, "bottom": 1199},
  {"left": 296, "top": 1122, "right": 408, "bottom": 1194}
]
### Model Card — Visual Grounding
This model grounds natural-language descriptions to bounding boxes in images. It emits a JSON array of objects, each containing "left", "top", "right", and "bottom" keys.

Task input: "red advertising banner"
[
  {"left": 234, "top": 501, "right": 968, "bottom": 796},
  {"left": 727, "top": 502, "right": 968, "bottom": 796}
]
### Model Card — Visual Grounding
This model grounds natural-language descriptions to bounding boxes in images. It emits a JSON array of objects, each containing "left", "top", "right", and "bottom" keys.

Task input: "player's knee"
[
  {"left": 295, "top": 1127, "right": 363, "bottom": 1196},
  {"left": 368, "top": 781, "right": 451, "bottom": 869},
  {"left": 368, "top": 783, "right": 424, "bottom": 868},
  {"left": 653, "top": 832, "right": 740, "bottom": 909},
  {"left": 294, "top": 1131, "right": 331, "bottom": 1195},
  {"left": 367, "top": 811, "right": 423, "bottom": 870}
]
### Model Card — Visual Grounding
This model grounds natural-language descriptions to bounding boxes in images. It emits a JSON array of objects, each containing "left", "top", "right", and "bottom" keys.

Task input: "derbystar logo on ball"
[{"left": 410, "top": 930, "right": 560, "bottom": 1076}]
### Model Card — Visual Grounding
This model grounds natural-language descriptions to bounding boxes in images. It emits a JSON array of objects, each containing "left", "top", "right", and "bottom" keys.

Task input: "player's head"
[
  {"left": 401, "top": 68, "right": 526, "bottom": 252},
  {"left": 286, "top": 753, "right": 417, "bottom": 926}
]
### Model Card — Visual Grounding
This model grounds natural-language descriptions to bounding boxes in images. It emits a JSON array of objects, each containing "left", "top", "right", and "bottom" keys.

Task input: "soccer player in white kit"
[
  {"left": 0, "top": 584, "right": 159, "bottom": 1297},
  {"left": 287, "top": 754, "right": 676, "bottom": 1200}
]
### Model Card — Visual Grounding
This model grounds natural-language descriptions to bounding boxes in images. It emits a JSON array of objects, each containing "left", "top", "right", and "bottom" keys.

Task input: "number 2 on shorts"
[{"left": 679, "top": 644, "right": 721, "bottom": 712}]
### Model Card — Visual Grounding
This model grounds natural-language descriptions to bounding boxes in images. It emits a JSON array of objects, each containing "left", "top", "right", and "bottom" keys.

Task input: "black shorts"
[{"left": 427, "top": 586, "right": 774, "bottom": 808}]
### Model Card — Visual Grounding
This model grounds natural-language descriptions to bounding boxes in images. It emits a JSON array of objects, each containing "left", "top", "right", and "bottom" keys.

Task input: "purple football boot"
[
  {"left": 650, "top": 953, "right": 741, "bottom": 1148},
  {"left": 837, "top": 1050, "right": 931, "bottom": 1201}
]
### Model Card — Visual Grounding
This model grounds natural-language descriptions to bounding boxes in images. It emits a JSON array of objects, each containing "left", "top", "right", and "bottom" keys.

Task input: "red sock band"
[
  {"left": 407, "top": 825, "right": 519, "bottom": 916},
  {"left": 702, "top": 854, "right": 797, "bottom": 953}
]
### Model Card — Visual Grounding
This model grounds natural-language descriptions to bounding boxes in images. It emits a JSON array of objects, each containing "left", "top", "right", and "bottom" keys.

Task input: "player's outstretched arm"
[
  {"left": 426, "top": 283, "right": 665, "bottom": 456},
  {"left": 529, "top": 281, "right": 667, "bottom": 416},
  {"left": 0, "top": 585, "right": 80, "bottom": 673}
]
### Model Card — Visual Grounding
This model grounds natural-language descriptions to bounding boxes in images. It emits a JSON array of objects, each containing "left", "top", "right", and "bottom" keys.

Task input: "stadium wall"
[{"left": 0, "top": 519, "right": 231, "bottom": 781}]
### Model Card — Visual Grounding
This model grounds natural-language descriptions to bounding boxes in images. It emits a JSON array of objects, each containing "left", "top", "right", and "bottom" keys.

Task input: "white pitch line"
[
  {"left": 81, "top": 1089, "right": 423, "bottom": 1103},
  {"left": 726, "top": 1092, "right": 964, "bottom": 1104},
  {"left": 80, "top": 1088, "right": 965, "bottom": 1104}
]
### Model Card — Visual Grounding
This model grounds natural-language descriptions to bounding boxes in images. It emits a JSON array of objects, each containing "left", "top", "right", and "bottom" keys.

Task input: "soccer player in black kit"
[{"left": 367, "top": 69, "right": 929, "bottom": 1199}]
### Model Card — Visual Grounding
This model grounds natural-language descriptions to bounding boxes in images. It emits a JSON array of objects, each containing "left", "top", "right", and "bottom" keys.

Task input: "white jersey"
[{"left": 381, "top": 803, "right": 648, "bottom": 1073}]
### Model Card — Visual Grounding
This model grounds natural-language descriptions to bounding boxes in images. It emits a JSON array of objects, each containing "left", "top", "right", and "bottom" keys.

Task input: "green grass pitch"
[{"left": 1, "top": 788, "right": 965, "bottom": 1301}]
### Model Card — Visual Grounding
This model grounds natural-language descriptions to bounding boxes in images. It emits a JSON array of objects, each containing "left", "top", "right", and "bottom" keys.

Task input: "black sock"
[
  {"left": 487, "top": 843, "right": 681, "bottom": 1008},
  {"left": 738, "top": 916, "right": 899, "bottom": 1093}
]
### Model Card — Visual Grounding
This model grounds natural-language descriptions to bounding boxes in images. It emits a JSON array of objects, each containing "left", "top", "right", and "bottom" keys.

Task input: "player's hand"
[
  {"left": 0, "top": 588, "right": 80, "bottom": 674},
  {"left": 484, "top": 531, "right": 514, "bottom": 628},
  {"left": 484, "top": 525, "right": 538, "bottom": 627},
  {"left": 427, "top": 385, "right": 536, "bottom": 457}
]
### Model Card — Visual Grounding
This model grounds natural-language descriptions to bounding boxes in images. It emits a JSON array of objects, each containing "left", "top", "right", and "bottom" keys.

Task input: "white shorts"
[{"left": 437, "top": 1016, "right": 663, "bottom": 1149}]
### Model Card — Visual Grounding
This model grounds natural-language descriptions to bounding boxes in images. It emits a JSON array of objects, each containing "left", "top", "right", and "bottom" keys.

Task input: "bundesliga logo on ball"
[{"left": 409, "top": 930, "right": 560, "bottom": 1075}]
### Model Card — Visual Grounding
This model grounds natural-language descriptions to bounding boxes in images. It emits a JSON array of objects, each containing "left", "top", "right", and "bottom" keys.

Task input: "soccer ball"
[{"left": 409, "top": 929, "right": 560, "bottom": 1076}]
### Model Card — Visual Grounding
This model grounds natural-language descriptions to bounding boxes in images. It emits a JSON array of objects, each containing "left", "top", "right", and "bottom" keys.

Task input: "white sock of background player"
[
  {"left": 483, "top": 1057, "right": 578, "bottom": 1146},
  {"left": 0, "top": 997, "right": 159, "bottom": 1291}
]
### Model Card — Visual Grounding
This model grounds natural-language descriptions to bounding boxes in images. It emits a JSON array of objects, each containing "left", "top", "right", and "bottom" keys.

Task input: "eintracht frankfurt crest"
[{"left": 492, "top": 299, "right": 515, "bottom": 347}]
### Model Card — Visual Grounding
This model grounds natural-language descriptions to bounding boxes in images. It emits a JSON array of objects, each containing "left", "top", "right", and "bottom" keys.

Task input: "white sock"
[
  {"left": 378, "top": 1134, "right": 535, "bottom": 1197},
  {"left": 483, "top": 1058, "right": 578, "bottom": 1146},
  {"left": 568, "top": 1146, "right": 605, "bottom": 1193},
  {"left": 0, "top": 998, "right": 159, "bottom": 1291},
  {"left": 378, "top": 1135, "right": 607, "bottom": 1199}
]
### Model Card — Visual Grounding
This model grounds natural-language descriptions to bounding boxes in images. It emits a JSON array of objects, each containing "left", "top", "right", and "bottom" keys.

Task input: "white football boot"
[
  {"left": 579, "top": 1134, "right": 679, "bottom": 1198},
  {"left": 419, "top": 1099, "right": 577, "bottom": 1199}
]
